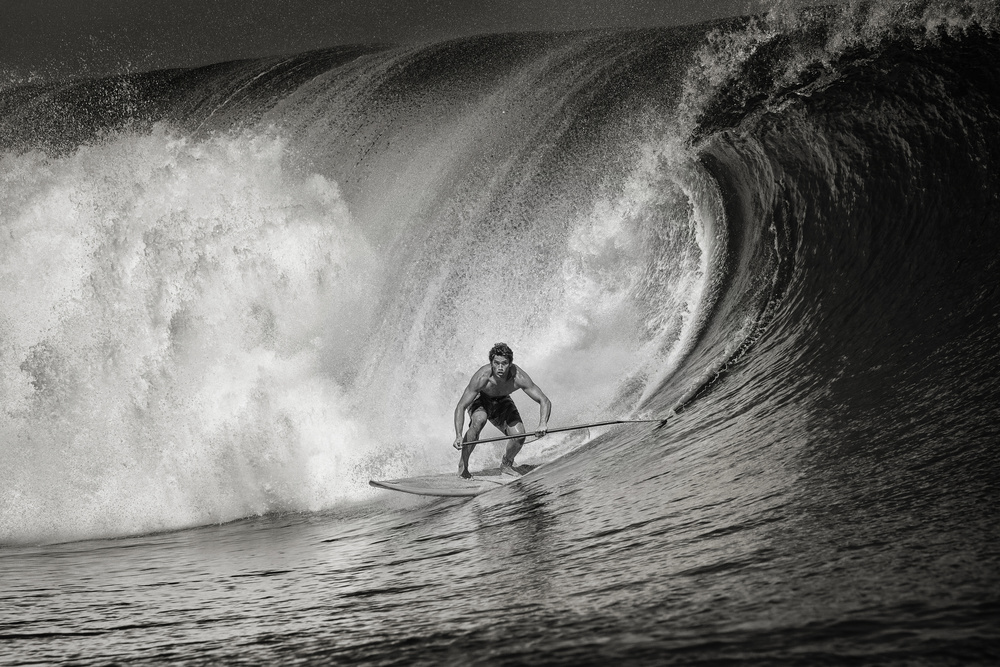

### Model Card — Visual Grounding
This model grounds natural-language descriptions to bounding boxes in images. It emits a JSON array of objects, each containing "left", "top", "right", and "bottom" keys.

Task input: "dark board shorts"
[{"left": 468, "top": 393, "right": 522, "bottom": 431}]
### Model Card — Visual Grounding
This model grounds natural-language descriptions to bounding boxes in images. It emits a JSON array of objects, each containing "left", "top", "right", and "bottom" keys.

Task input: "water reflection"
[{"left": 469, "top": 485, "right": 557, "bottom": 601}]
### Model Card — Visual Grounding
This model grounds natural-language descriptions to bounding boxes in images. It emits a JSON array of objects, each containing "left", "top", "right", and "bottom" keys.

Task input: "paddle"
[{"left": 458, "top": 416, "right": 671, "bottom": 446}]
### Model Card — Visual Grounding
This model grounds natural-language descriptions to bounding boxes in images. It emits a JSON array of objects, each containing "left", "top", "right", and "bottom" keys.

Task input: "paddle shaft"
[{"left": 459, "top": 418, "right": 667, "bottom": 446}]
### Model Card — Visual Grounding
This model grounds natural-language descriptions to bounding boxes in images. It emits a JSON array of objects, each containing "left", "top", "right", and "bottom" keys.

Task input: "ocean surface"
[{"left": 2, "top": 2, "right": 1000, "bottom": 664}]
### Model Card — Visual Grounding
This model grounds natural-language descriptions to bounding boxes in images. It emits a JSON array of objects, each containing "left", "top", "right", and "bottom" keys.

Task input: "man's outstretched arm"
[{"left": 518, "top": 370, "right": 551, "bottom": 436}]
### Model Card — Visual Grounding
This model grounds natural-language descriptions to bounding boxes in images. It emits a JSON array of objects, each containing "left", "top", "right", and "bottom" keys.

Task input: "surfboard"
[
  {"left": 369, "top": 419, "right": 669, "bottom": 498},
  {"left": 369, "top": 465, "right": 536, "bottom": 497}
]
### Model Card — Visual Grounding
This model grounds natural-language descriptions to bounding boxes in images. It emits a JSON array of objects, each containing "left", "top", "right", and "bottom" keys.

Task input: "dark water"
[{"left": 2, "top": 2, "right": 1000, "bottom": 664}]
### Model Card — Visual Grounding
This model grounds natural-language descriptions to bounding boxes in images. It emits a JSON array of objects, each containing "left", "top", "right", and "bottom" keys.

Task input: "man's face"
[{"left": 491, "top": 355, "right": 510, "bottom": 379}]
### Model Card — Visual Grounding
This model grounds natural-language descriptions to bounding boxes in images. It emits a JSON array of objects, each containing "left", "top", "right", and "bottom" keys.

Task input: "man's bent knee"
[{"left": 468, "top": 412, "right": 487, "bottom": 436}]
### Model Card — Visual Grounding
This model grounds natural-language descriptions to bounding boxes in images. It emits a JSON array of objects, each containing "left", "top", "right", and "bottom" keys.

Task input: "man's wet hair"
[{"left": 489, "top": 342, "right": 513, "bottom": 363}]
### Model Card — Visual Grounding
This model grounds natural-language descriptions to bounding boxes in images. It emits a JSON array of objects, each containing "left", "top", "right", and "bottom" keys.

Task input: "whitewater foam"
[{"left": 0, "top": 125, "right": 388, "bottom": 544}]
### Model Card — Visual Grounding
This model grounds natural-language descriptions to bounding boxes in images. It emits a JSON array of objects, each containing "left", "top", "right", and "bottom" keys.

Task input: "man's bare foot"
[
  {"left": 459, "top": 469, "right": 473, "bottom": 479},
  {"left": 500, "top": 458, "right": 520, "bottom": 477}
]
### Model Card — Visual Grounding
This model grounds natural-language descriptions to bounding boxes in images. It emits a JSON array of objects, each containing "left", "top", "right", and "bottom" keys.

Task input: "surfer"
[{"left": 453, "top": 342, "right": 551, "bottom": 479}]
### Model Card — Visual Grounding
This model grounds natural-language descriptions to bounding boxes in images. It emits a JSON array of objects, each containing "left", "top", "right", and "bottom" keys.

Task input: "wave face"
[
  {"left": 2, "top": 0, "right": 1000, "bottom": 592},
  {"left": 0, "top": 32, "right": 725, "bottom": 543}
]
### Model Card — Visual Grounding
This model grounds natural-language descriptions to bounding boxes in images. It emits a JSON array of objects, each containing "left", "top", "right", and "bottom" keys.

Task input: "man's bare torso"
[{"left": 475, "top": 363, "right": 520, "bottom": 398}]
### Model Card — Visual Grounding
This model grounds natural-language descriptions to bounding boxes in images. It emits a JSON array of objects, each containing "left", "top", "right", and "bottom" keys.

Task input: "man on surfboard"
[{"left": 453, "top": 342, "right": 551, "bottom": 479}]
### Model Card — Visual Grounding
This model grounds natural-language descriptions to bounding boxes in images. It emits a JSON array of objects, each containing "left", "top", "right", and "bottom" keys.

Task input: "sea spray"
[
  {"left": 0, "top": 126, "right": 390, "bottom": 544},
  {"left": 3, "top": 30, "right": 739, "bottom": 543}
]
